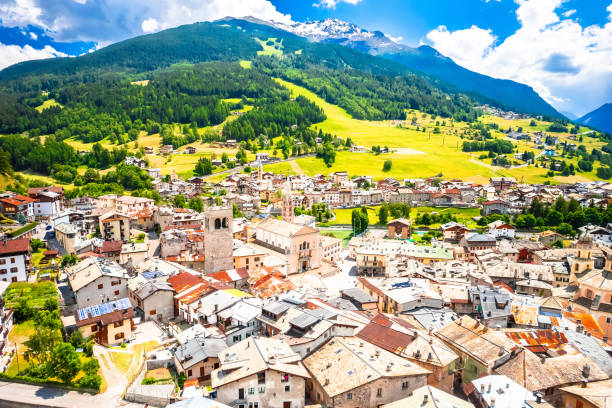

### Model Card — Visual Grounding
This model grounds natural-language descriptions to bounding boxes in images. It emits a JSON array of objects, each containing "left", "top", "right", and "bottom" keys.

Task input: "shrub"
[
  {"left": 82, "top": 358, "right": 100, "bottom": 375},
  {"left": 382, "top": 160, "right": 392, "bottom": 172},
  {"left": 142, "top": 377, "right": 156, "bottom": 385},
  {"left": 78, "top": 374, "right": 102, "bottom": 391}
]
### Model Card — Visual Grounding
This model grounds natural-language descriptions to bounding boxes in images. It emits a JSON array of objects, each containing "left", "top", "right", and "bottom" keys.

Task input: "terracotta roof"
[
  {"left": 101, "top": 240, "right": 123, "bottom": 253},
  {"left": 28, "top": 186, "right": 64, "bottom": 195},
  {"left": 0, "top": 195, "right": 36, "bottom": 206},
  {"left": 0, "top": 238, "right": 30, "bottom": 255},
  {"left": 167, "top": 272, "right": 208, "bottom": 293}
]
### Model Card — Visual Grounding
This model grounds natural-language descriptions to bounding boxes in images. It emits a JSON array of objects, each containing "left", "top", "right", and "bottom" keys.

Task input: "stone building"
[{"left": 204, "top": 206, "right": 233, "bottom": 275}]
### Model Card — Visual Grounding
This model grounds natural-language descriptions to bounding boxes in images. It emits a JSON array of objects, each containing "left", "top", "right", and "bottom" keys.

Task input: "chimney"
[
  {"left": 536, "top": 394, "right": 542, "bottom": 403},
  {"left": 582, "top": 364, "right": 590, "bottom": 379},
  {"left": 423, "top": 394, "right": 429, "bottom": 404},
  {"left": 490, "top": 397, "right": 495, "bottom": 407},
  {"left": 540, "top": 356, "right": 546, "bottom": 364},
  {"left": 487, "top": 383, "right": 491, "bottom": 393},
  {"left": 480, "top": 384, "right": 485, "bottom": 394}
]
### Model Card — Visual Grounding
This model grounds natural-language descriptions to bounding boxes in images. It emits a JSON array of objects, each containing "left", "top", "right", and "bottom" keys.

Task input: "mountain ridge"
[
  {"left": 577, "top": 103, "right": 612, "bottom": 134},
  {"left": 273, "top": 18, "right": 563, "bottom": 118}
]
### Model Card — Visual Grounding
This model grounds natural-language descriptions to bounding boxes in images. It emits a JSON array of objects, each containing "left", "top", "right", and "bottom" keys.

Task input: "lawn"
[
  {"left": 328, "top": 205, "right": 481, "bottom": 229},
  {"left": 35, "top": 99, "right": 62, "bottom": 113},
  {"left": 320, "top": 229, "right": 354, "bottom": 245},
  {"left": 109, "top": 351, "right": 132, "bottom": 375},
  {"left": 239, "top": 60, "right": 252, "bottom": 69},
  {"left": 256, "top": 38, "right": 283, "bottom": 57},
  {"left": 276, "top": 78, "right": 607, "bottom": 183},
  {"left": 331, "top": 206, "right": 381, "bottom": 226},
  {"left": 4, "top": 281, "right": 58, "bottom": 308},
  {"left": 262, "top": 161, "right": 296, "bottom": 175}
]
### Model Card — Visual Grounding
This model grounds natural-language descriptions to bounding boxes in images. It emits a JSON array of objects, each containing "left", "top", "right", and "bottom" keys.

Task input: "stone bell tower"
[
  {"left": 571, "top": 233, "right": 594, "bottom": 282},
  {"left": 204, "top": 206, "right": 233, "bottom": 274},
  {"left": 281, "top": 178, "right": 294, "bottom": 223}
]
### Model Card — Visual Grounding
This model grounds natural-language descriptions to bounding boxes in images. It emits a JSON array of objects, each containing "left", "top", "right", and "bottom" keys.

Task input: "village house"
[
  {"left": 434, "top": 316, "right": 516, "bottom": 385},
  {"left": 320, "top": 235, "right": 342, "bottom": 262},
  {"left": 74, "top": 298, "right": 135, "bottom": 346},
  {"left": 481, "top": 200, "right": 509, "bottom": 216},
  {"left": 357, "top": 314, "right": 459, "bottom": 393},
  {"left": 387, "top": 218, "right": 412, "bottom": 239},
  {"left": 559, "top": 379, "right": 612, "bottom": 408},
  {"left": 233, "top": 240, "right": 266, "bottom": 274},
  {"left": 66, "top": 257, "right": 129, "bottom": 308},
  {"left": 174, "top": 337, "right": 226, "bottom": 383},
  {"left": 382, "top": 385, "right": 475, "bottom": 408},
  {"left": 28, "top": 186, "right": 65, "bottom": 217},
  {"left": 441, "top": 222, "right": 470, "bottom": 243},
  {"left": 487, "top": 220, "right": 515, "bottom": 240},
  {"left": 216, "top": 297, "right": 262, "bottom": 345},
  {"left": 0, "top": 281, "right": 14, "bottom": 355},
  {"left": 211, "top": 336, "right": 311, "bottom": 408},
  {"left": 0, "top": 238, "right": 31, "bottom": 283},
  {"left": 101, "top": 240, "right": 122, "bottom": 263},
  {"left": 120, "top": 242, "right": 148, "bottom": 265},
  {"left": 129, "top": 281, "right": 174, "bottom": 322},
  {"left": 304, "top": 336, "right": 430, "bottom": 408},
  {"left": 0, "top": 194, "right": 35, "bottom": 221},
  {"left": 55, "top": 222, "right": 78, "bottom": 254},
  {"left": 124, "top": 156, "right": 147, "bottom": 169},
  {"left": 99, "top": 211, "right": 131, "bottom": 242},
  {"left": 465, "top": 375, "right": 554, "bottom": 408}
]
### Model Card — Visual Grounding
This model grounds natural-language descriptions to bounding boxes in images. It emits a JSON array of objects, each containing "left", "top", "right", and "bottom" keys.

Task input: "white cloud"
[
  {"left": 387, "top": 34, "right": 404, "bottom": 43},
  {"left": 0, "top": 42, "right": 67, "bottom": 70},
  {"left": 562, "top": 9, "right": 576, "bottom": 17},
  {"left": 0, "top": 0, "right": 44, "bottom": 28},
  {"left": 313, "top": 0, "right": 363, "bottom": 9},
  {"left": 29, "top": 31, "right": 38, "bottom": 40},
  {"left": 426, "top": 0, "right": 612, "bottom": 116},
  {"left": 0, "top": 0, "right": 293, "bottom": 42},
  {"left": 141, "top": 18, "right": 160, "bottom": 33}
]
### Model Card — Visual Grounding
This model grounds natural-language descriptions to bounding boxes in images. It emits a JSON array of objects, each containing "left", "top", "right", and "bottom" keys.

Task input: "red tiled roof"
[
  {"left": 101, "top": 240, "right": 123, "bottom": 253},
  {"left": 167, "top": 271, "right": 208, "bottom": 293},
  {"left": 0, "top": 195, "right": 36, "bottom": 206},
  {"left": 0, "top": 238, "right": 30, "bottom": 255}
]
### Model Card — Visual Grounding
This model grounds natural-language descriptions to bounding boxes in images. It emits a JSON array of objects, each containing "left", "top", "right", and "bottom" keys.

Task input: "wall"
[
  {"left": 216, "top": 370, "right": 306, "bottom": 408},
  {"left": 0, "top": 254, "right": 28, "bottom": 282},
  {"left": 142, "top": 290, "right": 175, "bottom": 322},
  {"left": 74, "top": 275, "right": 128, "bottom": 308}
]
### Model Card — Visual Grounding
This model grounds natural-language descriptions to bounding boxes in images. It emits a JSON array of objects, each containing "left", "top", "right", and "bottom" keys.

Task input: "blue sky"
[{"left": 0, "top": 0, "right": 611, "bottom": 116}]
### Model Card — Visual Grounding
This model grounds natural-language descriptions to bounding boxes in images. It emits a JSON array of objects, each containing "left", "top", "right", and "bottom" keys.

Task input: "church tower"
[
  {"left": 572, "top": 233, "right": 594, "bottom": 281},
  {"left": 257, "top": 157, "right": 263, "bottom": 181},
  {"left": 282, "top": 178, "right": 294, "bottom": 223},
  {"left": 203, "top": 206, "right": 233, "bottom": 274}
]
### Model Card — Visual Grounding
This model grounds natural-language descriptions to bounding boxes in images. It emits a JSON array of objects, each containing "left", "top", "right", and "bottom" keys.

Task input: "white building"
[{"left": 0, "top": 239, "right": 31, "bottom": 283}]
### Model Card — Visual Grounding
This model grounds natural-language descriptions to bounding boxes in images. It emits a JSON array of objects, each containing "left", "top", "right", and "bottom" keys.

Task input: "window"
[
  {"left": 607, "top": 317, "right": 612, "bottom": 324},
  {"left": 91, "top": 325, "right": 98, "bottom": 332},
  {"left": 114, "top": 321, "right": 123, "bottom": 328},
  {"left": 0, "top": 259, "right": 5, "bottom": 265},
  {"left": 284, "top": 385, "right": 290, "bottom": 392},
  {"left": 10, "top": 267, "right": 17, "bottom": 273},
  {"left": 402, "top": 381, "right": 409, "bottom": 390},
  {"left": 111, "top": 281, "right": 117, "bottom": 286},
  {"left": 10, "top": 258, "right": 14, "bottom": 263},
  {"left": 187, "top": 369, "right": 192, "bottom": 377},
  {"left": 214, "top": 362, "right": 219, "bottom": 369},
  {"left": 257, "top": 372, "right": 266, "bottom": 384},
  {"left": 377, "top": 388, "right": 382, "bottom": 397},
  {"left": 114, "top": 290, "right": 120, "bottom": 296},
  {"left": 149, "top": 310, "right": 157, "bottom": 316},
  {"left": 248, "top": 388, "right": 254, "bottom": 395},
  {"left": 258, "top": 387, "right": 265, "bottom": 394},
  {"left": 114, "top": 332, "right": 124, "bottom": 340},
  {"left": 0, "top": 269, "right": 6, "bottom": 275},
  {"left": 347, "top": 393, "right": 352, "bottom": 400},
  {"left": 281, "top": 373, "right": 289, "bottom": 382},
  {"left": 98, "top": 284, "right": 104, "bottom": 289}
]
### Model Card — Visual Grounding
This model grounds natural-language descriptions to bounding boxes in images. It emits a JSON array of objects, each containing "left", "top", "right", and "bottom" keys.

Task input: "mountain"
[
  {"left": 560, "top": 110, "right": 578, "bottom": 120},
  {"left": 577, "top": 103, "right": 612, "bottom": 134},
  {"left": 276, "top": 19, "right": 563, "bottom": 118}
]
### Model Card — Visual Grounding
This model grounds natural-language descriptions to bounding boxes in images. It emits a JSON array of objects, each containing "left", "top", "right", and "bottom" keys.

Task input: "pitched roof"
[
  {"left": 495, "top": 349, "right": 608, "bottom": 391},
  {"left": 560, "top": 379, "right": 612, "bottom": 408},
  {"left": 434, "top": 315, "right": 516, "bottom": 366},
  {"left": 66, "top": 257, "right": 126, "bottom": 291},
  {"left": 0, "top": 238, "right": 30, "bottom": 255},
  {"left": 256, "top": 217, "right": 317, "bottom": 237},
  {"left": 101, "top": 240, "right": 123, "bottom": 253},
  {"left": 211, "top": 337, "right": 309, "bottom": 388},
  {"left": 174, "top": 337, "right": 227, "bottom": 369},
  {"left": 383, "top": 385, "right": 475, "bottom": 408},
  {"left": 134, "top": 281, "right": 173, "bottom": 300},
  {"left": 303, "top": 336, "right": 429, "bottom": 398}
]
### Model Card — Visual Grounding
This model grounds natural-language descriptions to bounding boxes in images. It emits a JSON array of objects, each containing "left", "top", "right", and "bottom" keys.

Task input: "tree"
[
  {"left": 545, "top": 210, "right": 564, "bottom": 226},
  {"left": 30, "top": 238, "right": 45, "bottom": 252},
  {"left": 515, "top": 214, "right": 536, "bottom": 229},
  {"left": 24, "top": 310, "right": 62, "bottom": 367},
  {"left": 378, "top": 204, "right": 389, "bottom": 225},
  {"left": 556, "top": 222, "right": 575, "bottom": 237},
  {"left": 48, "top": 343, "right": 82, "bottom": 384},
  {"left": 232, "top": 203, "right": 243, "bottom": 218},
  {"left": 382, "top": 160, "right": 392, "bottom": 172},
  {"left": 172, "top": 194, "right": 186, "bottom": 208},
  {"left": 60, "top": 254, "right": 78, "bottom": 268},
  {"left": 188, "top": 197, "right": 203, "bottom": 212},
  {"left": 194, "top": 157, "right": 213, "bottom": 176},
  {"left": 351, "top": 209, "right": 362, "bottom": 234},
  {"left": 69, "top": 330, "right": 85, "bottom": 349}
]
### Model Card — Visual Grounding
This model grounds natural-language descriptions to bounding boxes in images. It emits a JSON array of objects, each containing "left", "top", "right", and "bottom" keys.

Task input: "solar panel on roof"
[{"left": 77, "top": 309, "right": 88, "bottom": 320}]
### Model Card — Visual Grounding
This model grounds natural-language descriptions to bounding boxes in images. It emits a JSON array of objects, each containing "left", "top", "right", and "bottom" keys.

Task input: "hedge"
[
  {"left": 8, "top": 222, "right": 38, "bottom": 238},
  {"left": 0, "top": 372, "right": 98, "bottom": 394}
]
